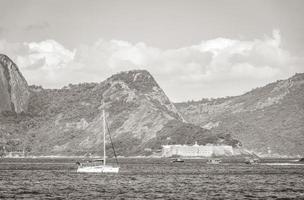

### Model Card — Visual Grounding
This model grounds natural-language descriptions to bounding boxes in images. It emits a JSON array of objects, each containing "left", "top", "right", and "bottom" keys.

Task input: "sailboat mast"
[{"left": 103, "top": 109, "right": 106, "bottom": 166}]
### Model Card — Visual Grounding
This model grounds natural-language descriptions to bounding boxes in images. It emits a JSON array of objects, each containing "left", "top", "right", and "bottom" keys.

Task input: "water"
[{"left": 0, "top": 158, "right": 304, "bottom": 199}]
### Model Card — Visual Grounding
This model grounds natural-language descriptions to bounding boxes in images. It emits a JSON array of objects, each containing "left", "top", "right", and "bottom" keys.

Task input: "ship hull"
[{"left": 77, "top": 165, "right": 119, "bottom": 173}]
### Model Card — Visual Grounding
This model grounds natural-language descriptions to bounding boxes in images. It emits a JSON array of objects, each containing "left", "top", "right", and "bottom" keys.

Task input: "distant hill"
[
  {"left": 0, "top": 55, "right": 237, "bottom": 156},
  {"left": 175, "top": 73, "right": 304, "bottom": 157}
]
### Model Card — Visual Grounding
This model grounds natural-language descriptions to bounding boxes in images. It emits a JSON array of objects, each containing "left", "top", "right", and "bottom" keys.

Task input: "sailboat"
[{"left": 76, "top": 110, "right": 119, "bottom": 173}]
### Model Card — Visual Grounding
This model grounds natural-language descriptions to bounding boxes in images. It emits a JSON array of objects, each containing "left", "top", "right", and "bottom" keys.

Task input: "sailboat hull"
[
  {"left": 76, "top": 110, "right": 119, "bottom": 174},
  {"left": 77, "top": 165, "right": 119, "bottom": 173}
]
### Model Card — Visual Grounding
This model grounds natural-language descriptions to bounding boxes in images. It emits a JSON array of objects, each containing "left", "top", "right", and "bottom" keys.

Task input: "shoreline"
[{"left": 1, "top": 155, "right": 302, "bottom": 161}]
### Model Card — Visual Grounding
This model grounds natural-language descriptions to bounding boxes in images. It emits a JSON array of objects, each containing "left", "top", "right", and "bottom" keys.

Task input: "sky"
[{"left": 0, "top": 0, "right": 304, "bottom": 102}]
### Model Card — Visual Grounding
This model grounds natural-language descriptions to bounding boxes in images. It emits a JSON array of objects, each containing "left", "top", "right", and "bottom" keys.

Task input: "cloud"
[
  {"left": 23, "top": 40, "right": 75, "bottom": 70},
  {"left": 1, "top": 30, "right": 303, "bottom": 101},
  {"left": 0, "top": 40, "right": 75, "bottom": 87}
]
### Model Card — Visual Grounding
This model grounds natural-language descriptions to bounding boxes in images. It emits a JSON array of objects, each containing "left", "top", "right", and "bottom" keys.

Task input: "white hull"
[
  {"left": 77, "top": 165, "right": 119, "bottom": 173},
  {"left": 76, "top": 110, "right": 120, "bottom": 174}
]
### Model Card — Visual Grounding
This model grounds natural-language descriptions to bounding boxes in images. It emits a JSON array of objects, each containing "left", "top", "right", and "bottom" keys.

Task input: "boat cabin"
[
  {"left": 76, "top": 159, "right": 104, "bottom": 167},
  {"left": 207, "top": 158, "right": 221, "bottom": 164}
]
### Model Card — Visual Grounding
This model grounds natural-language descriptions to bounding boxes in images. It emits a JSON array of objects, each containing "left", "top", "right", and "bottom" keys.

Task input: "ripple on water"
[{"left": 0, "top": 159, "right": 304, "bottom": 199}]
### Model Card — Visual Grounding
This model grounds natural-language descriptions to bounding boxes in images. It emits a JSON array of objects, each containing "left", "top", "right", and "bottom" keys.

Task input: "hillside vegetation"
[
  {"left": 176, "top": 73, "right": 304, "bottom": 157},
  {"left": 0, "top": 57, "right": 238, "bottom": 156}
]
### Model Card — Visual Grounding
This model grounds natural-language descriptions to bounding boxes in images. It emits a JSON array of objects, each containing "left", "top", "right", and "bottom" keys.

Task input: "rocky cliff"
[
  {"left": 0, "top": 57, "right": 237, "bottom": 156},
  {"left": 26, "top": 70, "right": 186, "bottom": 155},
  {"left": 176, "top": 73, "right": 304, "bottom": 157},
  {"left": 25, "top": 70, "right": 236, "bottom": 155},
  {"left": 0, "top": 54, "right": 30, "bottom": 114},
  {"left": 2, "top": 54, "right": 302, "bottom": 157}
]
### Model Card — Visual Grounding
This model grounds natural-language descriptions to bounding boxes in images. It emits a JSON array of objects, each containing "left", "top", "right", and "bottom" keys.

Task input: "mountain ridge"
[
  {"left": 0, "top": 55, "right": 236, "bottom": 156},
  {"left": 1, "top": 54, "right": 302, "bottom": 157},
  {"left": 175, "top": 73, "right": 304, "bottom": 157}
]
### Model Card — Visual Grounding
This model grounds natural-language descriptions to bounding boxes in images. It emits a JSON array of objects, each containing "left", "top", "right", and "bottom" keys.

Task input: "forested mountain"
[{"left": 176, "top": 73, "right": 304, "bottom": 157}]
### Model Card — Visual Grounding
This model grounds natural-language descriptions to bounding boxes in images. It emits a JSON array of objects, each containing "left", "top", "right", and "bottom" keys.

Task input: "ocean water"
[{"left": 0, "top": 158, "right": 304, "bottom": 199}]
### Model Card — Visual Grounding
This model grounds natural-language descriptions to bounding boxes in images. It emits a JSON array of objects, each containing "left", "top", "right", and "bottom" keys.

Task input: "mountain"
[
  {"left": 0, "top": 54, "right": 30, "bottom": 114},
  {"left": 2, "top": 54, "right": 302, "bottom": 157},
  {"left": 26, "top": 70, "right": 185, "bottom": 155},
  {"left": 0, "top": 55, "right": 237, "bottom": 156},
  {"left": 175, "top": 73, "right": 304, "bottom": 157}
]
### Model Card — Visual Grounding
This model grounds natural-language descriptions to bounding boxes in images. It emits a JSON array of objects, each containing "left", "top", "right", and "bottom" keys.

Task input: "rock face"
[
  {"left": 0, "top": 55, "right": 239, "bottom": 156},
  {"left": 2, "top": 54, "right": 302, "bottom": 157},
  {"left": 0, "top": 54, "right": 30, "bottom": 114},
  {"left": 25, "top": 70, "right": 236, "bottom": 155},
  {"left": 176, "top": 73, "right": 304, "bottom": 157},
  {"left": 26, "top": 70, "right": 185, "bottom": 155}
]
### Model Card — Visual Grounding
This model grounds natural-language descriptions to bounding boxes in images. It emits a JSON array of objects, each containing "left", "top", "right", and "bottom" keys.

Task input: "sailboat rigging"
[
  {"left": 105, "top": 116, "right": 119, "bottom": 166},
  {"left": 76, "top": 110, "right": 119, "bottom": 173}
]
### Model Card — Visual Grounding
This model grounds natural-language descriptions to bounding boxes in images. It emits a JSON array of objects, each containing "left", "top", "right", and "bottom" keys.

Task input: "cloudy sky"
[{"left": 1, "top": 0, "right": 304, "bottom": 102}]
